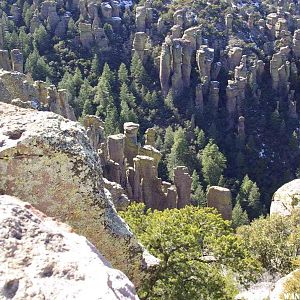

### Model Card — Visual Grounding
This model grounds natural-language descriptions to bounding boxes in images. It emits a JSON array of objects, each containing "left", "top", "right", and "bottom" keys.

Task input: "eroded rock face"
[
  {"left": 270, "top": 179, "right": 300, "bottom": 216},
  {"left": 0, "top": 195, "right": 139, "bottom": 300},
  {"left": 0, "top": 102, "right": 158, "bottom": 287},
  {"left": 0, "top": 70, "right": 76, "bottom": 121},
  {"left": 207, "top": 186, "right": 232, "bottom": 220}
]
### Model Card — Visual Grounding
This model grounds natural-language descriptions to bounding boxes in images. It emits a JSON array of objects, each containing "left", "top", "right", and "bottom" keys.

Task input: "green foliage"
[
  {"left": 104, "top": 104, "right": 120, "bottom": 135},
  {"left": 237, "top": 209, "right": 300, "bottom": 275},
  {"left": 232, "top": 201, "right": 249, "bottom": 229},
  {"left": 201, "top": 140, "right": 227, "bottom": 186},
  {"left": 33, "top": 25, "right": 51, "bottom": 54},
  {"left": 191, "top": 170, "right": 206, "bottom": 206},
  {"left": 167, "top": 127, "right": 190, "bottom": 178},
  {"left": 120, "top": 203, "right": 261, "bottom": 300},
  {"left": 95, "top": 63, "right": 115, "bottom": 117},
  {"left": 118, "top": 63, "right": 129, "bottom": 85},
  {"left": 281, "top": 262, "right": 300, "bottom": 300},
  {"left": 236, "top": 175, "right": 261, "bottom": 219},
  {"left": 25, "top": 48, "right": 52, "bottom": 81},
  {"left": 80, "top": 79, "right": 95, "bottom": 116},
  {"left": 163, "top": 126, "right": 174, "bottom": 153}
]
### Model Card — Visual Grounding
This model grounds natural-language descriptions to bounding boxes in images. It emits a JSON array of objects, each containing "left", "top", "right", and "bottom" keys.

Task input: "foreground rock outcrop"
[
  {"left": 270, "top": 179, "right": 300, "bottom": 216},
  {"left": 0, "top": 195, "right": 139, "bottom": 300},
  {"left": 0, "top": 102, "right": 158, "bottom": 287}
]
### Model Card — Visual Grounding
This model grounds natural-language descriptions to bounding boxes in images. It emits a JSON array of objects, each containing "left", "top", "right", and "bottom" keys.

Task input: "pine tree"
[
  {"left": 118, "top": 63, "right": 129, "bottom": 85},
  {"left": 201, "top": 140, "right": 227, "bottom": 186},
  {"left": 163, "top": 126, "right": 174, "bottom": 153},
  {"left": 95, "top": 64, "right": 115, "bottom": 116},
  {"left": 19, "top": 27, "right": 32, "bottom": 58},
  {"left": 104, "top": 104, "right": 120, "bottom": 135},
  {"left": 120, "top": 99, "right": 138, "bottom": 125},
  {"left": 79, "top": 79, "right": 95, "bottom": 116},
  {"left": 91, "top": 54, "right": 101, "bottom": 77},
  {"left": 167, "top": 127, "right": 190, "bottom": 178},
  {"left": 67, "top": 18, "right": 76, "bottom": 38},
  {"left": 25, "top": 48, "right": 52, "bottom": 81},
  {"left": 119, "top": 83, "right": 136, "bottom": 108},
  {"left": 194, "top": 127, "right": 206, "bottom": 150},
  {"left": 236, "top": 175, "right": 261, "bottom": 219},
  {"left": 191, "top": 170, "right": 206, "bottom": 206},
  {"left": 232, "top": 201, "right": 249, "bottom": 229},
  {"left": 33, "top": 25, "right": 51, "bottom": 54},
  {"left": 130, "top": 52, "right": 147, "bottom": 87}
]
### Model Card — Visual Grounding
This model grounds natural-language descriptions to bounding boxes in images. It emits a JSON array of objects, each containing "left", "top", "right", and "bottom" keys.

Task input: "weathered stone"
[
  {"left": 83, "top": 115, "right": 105, "bottom": 152},
  {"left": 182, "top": 26, "right": 202, "bottom": 50},
  {"left": 0, "top": 50, "right": 11, "bottom": 71},
  {"left": 0, "top": 22, "right": 4, "bottom": 49},
  {"left": 136, "top": 6, "right": 146, "bottom": 32},
  {"left": 139, "top": 145, "right": 161, "bottom": 172},
  {"left": 104, "top": 178, "right": 130, "bottom": 211},
  {"left": 78, "top": 22, "right": 94, "bottom": 48},
  {"left": 101, "top": 2, "right": 112, "bottom": 19},
  {"left": 195, "top": 84, "right": 204, "bottom": 112},
  {"left": 111, "top": 1, "right": 121, "bottom": 17},
  {"left": 228, "top": 47, "right": 243, "bottom": 70},
  {"left": 196, "top": 46, "right": 214, "bottom": 81},
  {"left": 173, "top": 9, "right": 185, "bottom": 27},
  {"left": 171, "top": 39, "right": 183, "bottom": 93},
  {"left": 171, "top": 25, "right": 182, "bottom": 39},
  {"left": 124, "top": 122, "right": 140, "bottom": 166},
  {"left": 226, "top": 14, "right": 233, "bottom": 33},
  {"left": 293, "top": 29, "right": 300, "bottom": 58},
  {"left": 226, "top": 80, "right": 238, "bottom": 119},
  {"left": 207, "top": 186, "right": 232, "bottom": 220},
  {"left": 0, "top": 103, "right": 158, "bottom": 287},
  {"left": 0, "top": 71, "right": 37, "bottom": 104},
  {"left": 159, "top": 42, "right": 171, "bottom": 97},
  {"left": 41, "top": 1, "right": 60, "bottom": 31},
  {"left": 270, "top": 179, "right": 300, "bottom": 216},
  {"left": 107, "top": 133, "right": 126, "bottom": 186},
  {"left": 0, "top": 195, "right": 139, "bottom": 300},
  {"left": 238, "top": 116, "right": 245, "bottom": 136},
  {"left": 133, "top": 32, "right": 148, "bottom": 60},
  {"left": 93, "top": 27, "right": 109, "bottom": 50},
  {"left": 209, "top": 81, "right": 220, "bottom": 112},
  {"left": 145, "top": 127, "right": 156, "bottom": 147},
  {"left": 181, "top": 39, "right": 193, "bottom": 87},
  {"left": 55, "top": 16, "right": 68, "bottom": 38},
  {"left": 174, "top": 166, "right": 192, "bottom": 209}
]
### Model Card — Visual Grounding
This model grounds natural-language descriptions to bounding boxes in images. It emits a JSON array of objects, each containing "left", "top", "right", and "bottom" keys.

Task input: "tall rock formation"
[{"left": 207, "top": 186, "right": 232, "bottom": 220}]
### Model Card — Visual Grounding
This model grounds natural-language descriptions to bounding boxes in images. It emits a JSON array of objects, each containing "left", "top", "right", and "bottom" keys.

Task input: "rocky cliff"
[
  {"left": 270, "top": 179, "right": 300, "bottom": 216},
  {"left": 0, "top": 102, "right": 158, "bottom": 287},
  {"left": 0, "top": 195, "right": 139, "bottom": 300}
]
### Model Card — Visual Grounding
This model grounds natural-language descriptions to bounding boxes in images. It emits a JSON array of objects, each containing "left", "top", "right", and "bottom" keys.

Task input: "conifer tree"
[
  {"left": 201, "top": 140, "right": 227, "bottom": 186},
  {"left": 104, "top": 104, "right": 120, "bottom": 135},
  {"left": 163, "top": 126, "right": 174, "bottom": 153},
  {"left": 119, "top": 83, "right": 136, "bottom": 108},
  {"left": 79, "top": 79, "right": 95, "bottom": 116},
  {"left": 232, "top": 201, "right": 249, "bottom": 229},
  {"left": 236, "top": 175, "right": 261, "bottom": 219},
  {"left": 33, "top": 25, "right": 50, "bottom": 54},
  {"left": 118, "top": 63, "right": 129, "bottom": 85},
  {"left": 191, "top": 170, "right": 206, "bottom": 206},
  {"left": 167, "top": 127, "right": 190, "bottom": 178},
  {"left": 95, "top": 63, "right": 115, "bottom": 116}
]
